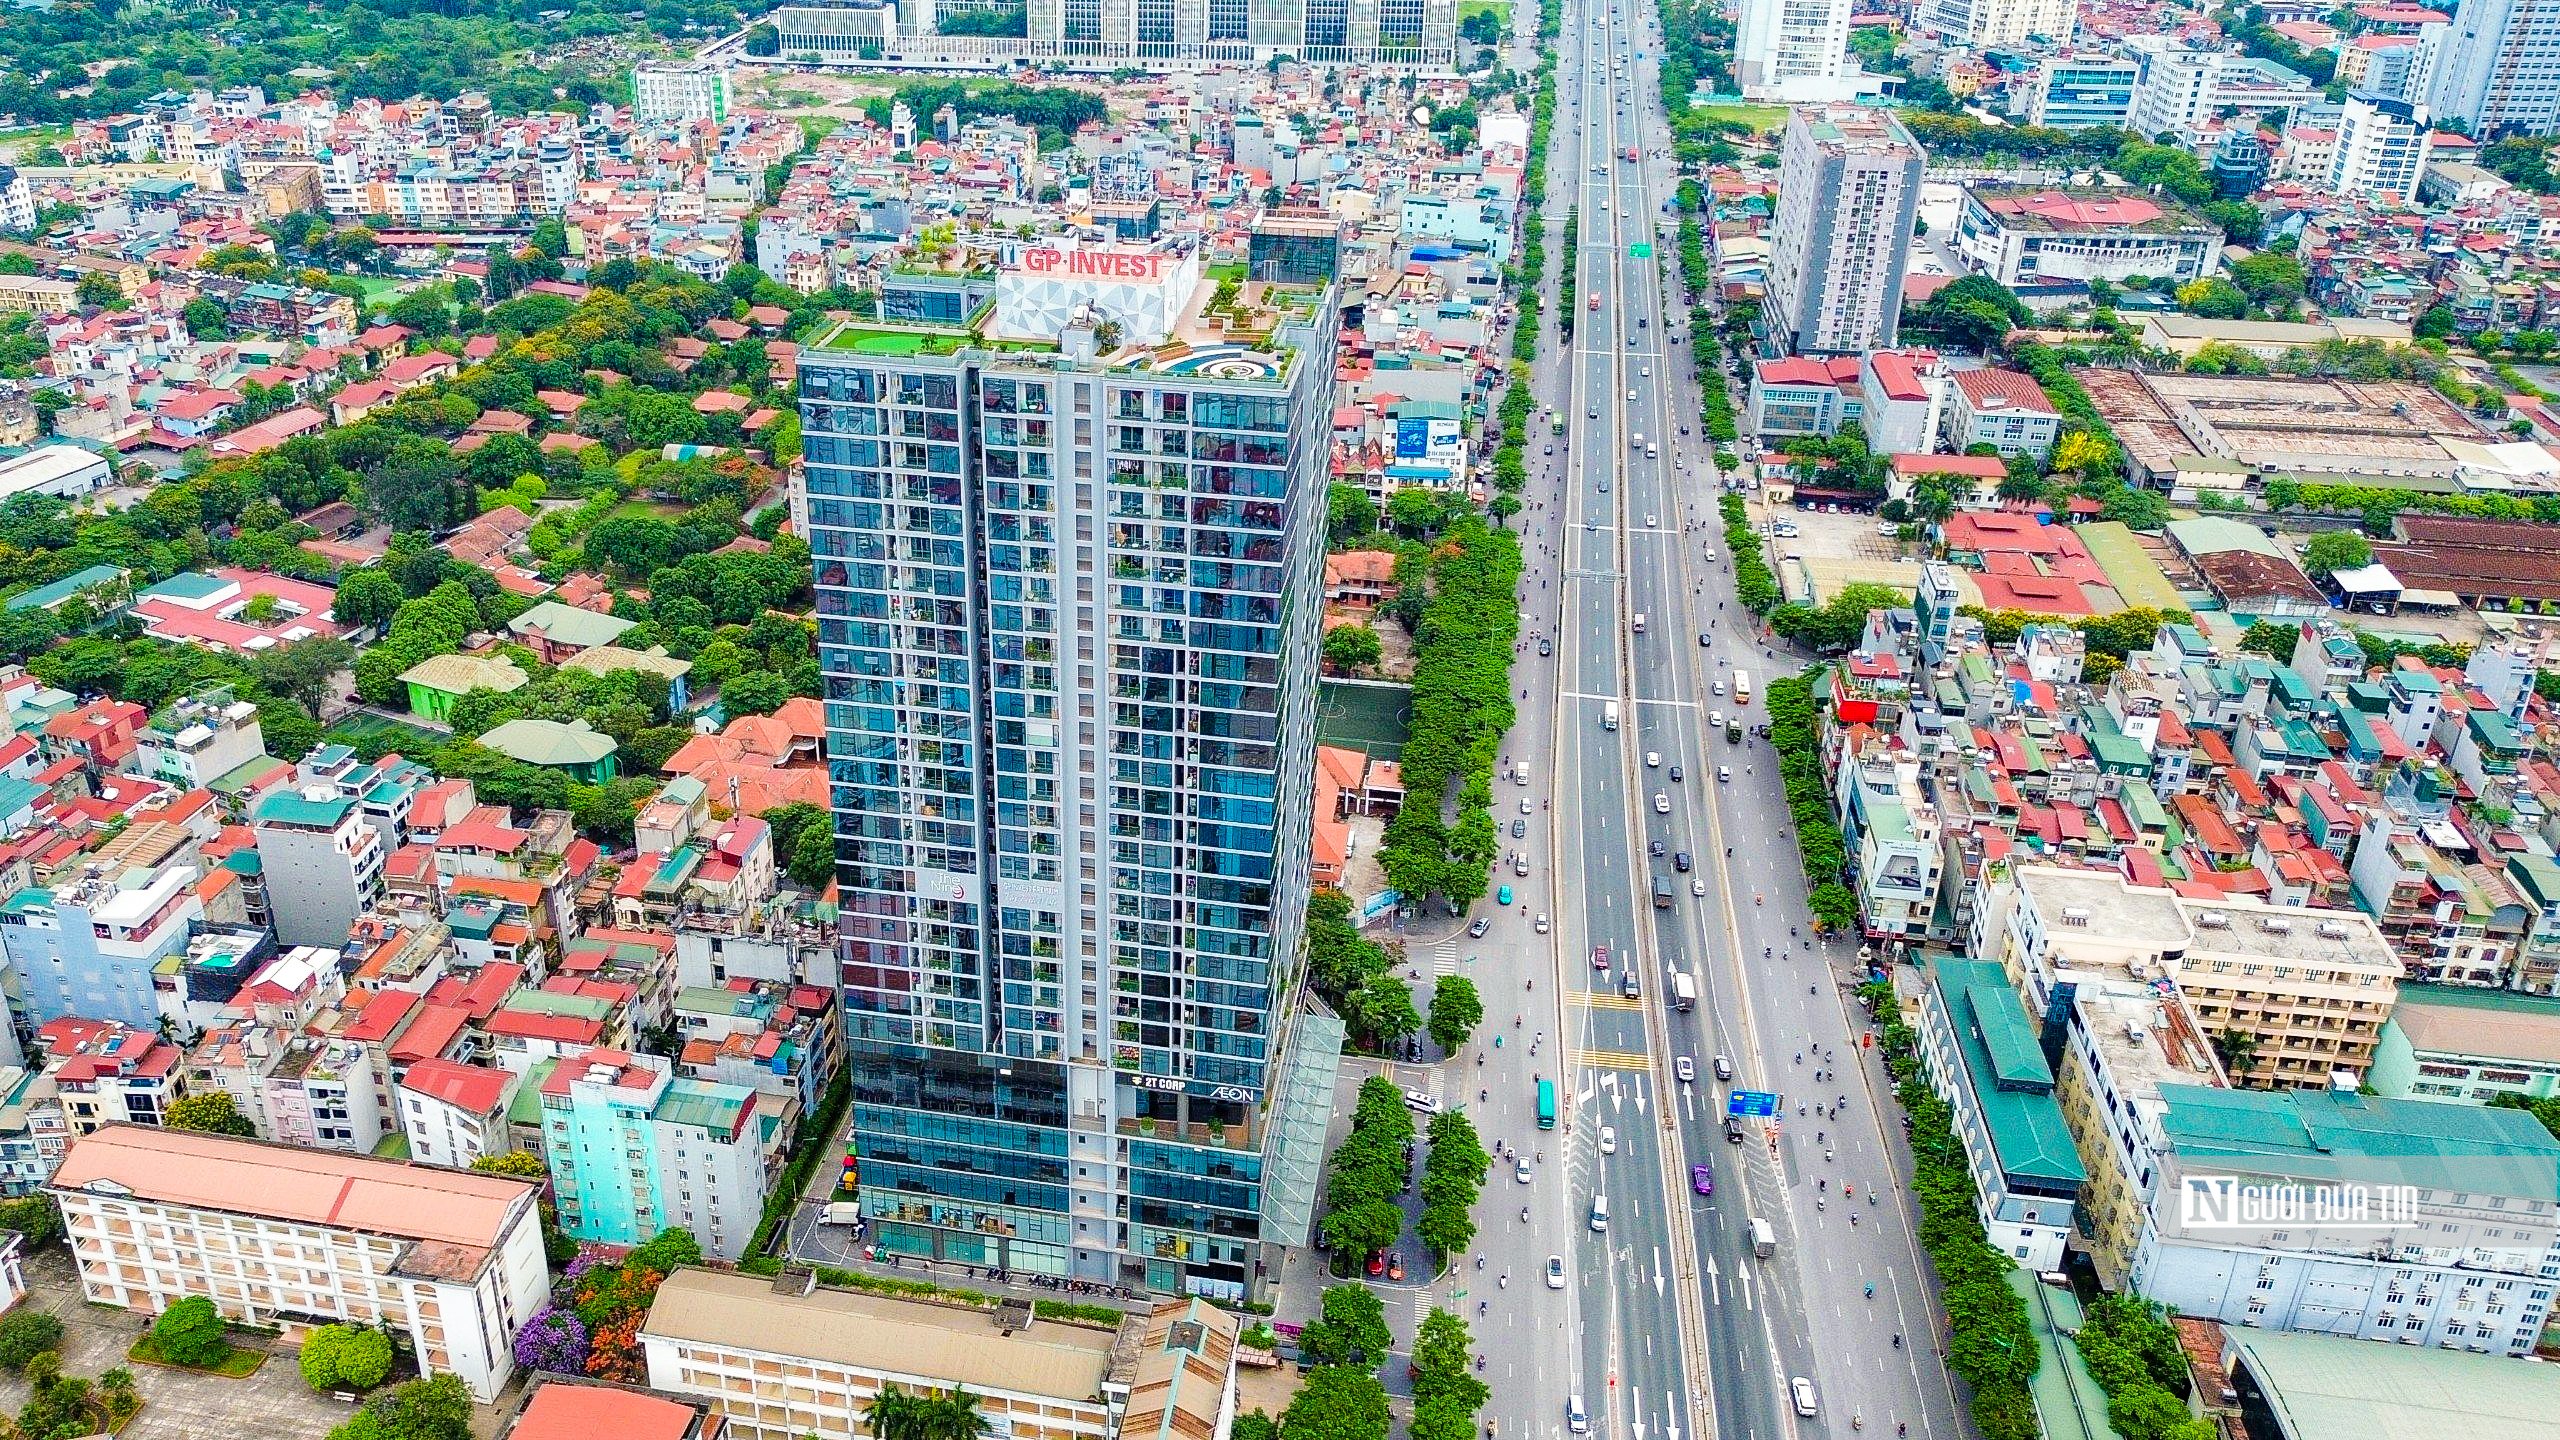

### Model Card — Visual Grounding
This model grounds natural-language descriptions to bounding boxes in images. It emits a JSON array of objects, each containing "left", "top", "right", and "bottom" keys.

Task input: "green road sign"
[{"left": 1630, "top": 242, "right": 1652, "bottom": 258}]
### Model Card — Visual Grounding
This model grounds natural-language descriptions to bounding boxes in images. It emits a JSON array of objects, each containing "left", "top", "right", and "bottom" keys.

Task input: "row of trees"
[
  {"left": 1417, "top": 1109, "right": 1489, "bottom": 1262},
  {"left": 1719, "top": 494, "right": 1781, "bottom": 616},
  {"left": 1305, "top": 889, "right": 1423, "bottom": 1052},
  {"left": 1375, "top": 511, "right": 1525, "bottom": 909},
  {"left": 1857, "top": 980, "right": 2042, "bottom": 1440},
  {"left": 1320, "top": 1077, "right": 1419, "bottom": 1264},
  {"left": 1760, "top": 673, "right": 1856, "bottom": 932}
]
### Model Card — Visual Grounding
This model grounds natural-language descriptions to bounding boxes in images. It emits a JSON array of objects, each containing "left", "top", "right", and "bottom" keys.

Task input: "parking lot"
[{"left": 1756, "top": 500, "right": 1926, "bottom": 601}]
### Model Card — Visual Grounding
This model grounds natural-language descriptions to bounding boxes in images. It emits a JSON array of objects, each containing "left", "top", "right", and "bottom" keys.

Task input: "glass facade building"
[{"left": 798, "top": 283, "right": 1338, "bottom": 1300}]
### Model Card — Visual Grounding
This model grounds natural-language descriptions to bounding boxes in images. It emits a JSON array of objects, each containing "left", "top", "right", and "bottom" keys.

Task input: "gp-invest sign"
[{"left": 1017, "top": 249, "right": 1168, "bottom": 280}]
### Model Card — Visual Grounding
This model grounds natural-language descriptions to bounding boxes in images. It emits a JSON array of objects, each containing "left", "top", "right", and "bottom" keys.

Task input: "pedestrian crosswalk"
[
  {"left": 1433, "top": 940, "right": 1460, "bottom": 977},
  {"left": 1579, "top": 1048, "right": 1654, "bottom": 1071}
]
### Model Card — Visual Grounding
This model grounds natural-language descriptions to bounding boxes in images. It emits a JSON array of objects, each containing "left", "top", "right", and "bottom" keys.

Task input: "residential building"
[
  {"left": 631, "top": 62, "right": 731, "bottom": 127},
  {"left": 798, "top": 242, "right": 1340, "bottom": 1298},
  {"left": 131, "top": 691, "right": 267, "bottom": 792},
  {"left": 50, "top": 1125, "right": 548, "bottom": 1402},
  {"left": 0, "top": 852, "right": 205, "bottom": 1033},
  {"left": 505, "top": 1374, "right": 727, "bottom": 1440},
  {"left": 2130, "top": 1085, "right": 2560, "bottom": 1356},
  {"left": 0, "top": 1067, "right": 66, "bottom": 1195},
  {"left": 1952, "top": 185, "right": 2225, "bottom": 290},
  {"left": 540, "top": 1049, "right": 766, "bottom": 1261},
  {"left": 251, "top": 786, "right": 388, "bottom": 948},
  {"left": 2420, "top": 0, "right": 2560, "bottom": 137},
  {"left": 1007, "top": 0, "right": 1459, "bottom": 69},
  {"left": 1836, "top": 752, "right": 1943, "bottom": 942},
  {"left": 640, "top": 1266, "right": 1240, "bottom": 1440},
  {"left": 1734, "top": 0, "right": 1859, "bottom": 100},
  {"left": 36, "top": 1018, "right": 183, "bottom": 1135},
  {"left": 1859, "top": 350, "right": 1946, "bottom": 455},
  {"left": 2329, "top": 94, "right": 2434, "bottom": 201},
  {"left": 1762, "top": 107, "right": 1923, "bottom": 357},
  {"left": 397, "top": 1058, "right": 522, "bottom": 1168},
  {"left": 1744, "top": 355, "right": 1864, "bottom": 438},
  {"left": 2028, "top": 54, "right": 2142, "bottom": 129},
  {"left": 1916, "top": 958, "right": 2085, "bottom": 1271},
  {"left": 2367, "top": 984, "right": 2560, "bottom": 1101}
]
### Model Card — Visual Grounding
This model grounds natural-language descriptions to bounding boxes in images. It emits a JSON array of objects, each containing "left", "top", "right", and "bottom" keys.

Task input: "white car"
[
  {"left": 1625, "top": 388, "right": 1636, "bottom": 401},
  {"left": 1599, "top": 1125, "right": 1617, "bottom": 1155},
  {"left": 1546, "top": 1255, "right": 1567, "bottom": 1289},
  {"left": 1640, "top": 366, "right": 1651, "bottom": 377},
  {"left": 1712, "top": 680, "right": 1725, "bottom": 696},
  {"left": 1645, "top": 751, "right": 1660, "bottom": 768},
  {"left": 1645, "top": 513, "right": 1657, "bottom": 528},
  {"left": 1653, "top": 792, "right": 1670, "bottom": 813},
  {"left": 1535, "top": 912, "right": 1552, "bottom": 934},
  {"left": 1673, "top": 1056, "right": 1695, "bottom": 1083},
  {"left": 1710, "top": 710, "right": 1725, "bottom": 728},
  {"left": 1519, "top": 798, "right": 1533, "bottom": 815},
  {"left": 1691, "top": 877, "right": 1706, "bottom": 896},
  {"left": 1515, "top": 1159, "right": 1534, "bottom": 1184}
]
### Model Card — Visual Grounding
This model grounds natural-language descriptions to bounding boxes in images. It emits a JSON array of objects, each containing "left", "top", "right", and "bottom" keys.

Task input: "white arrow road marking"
[{"left": 1652, "top": 1246, "right": 1665, "bottom": 1297}]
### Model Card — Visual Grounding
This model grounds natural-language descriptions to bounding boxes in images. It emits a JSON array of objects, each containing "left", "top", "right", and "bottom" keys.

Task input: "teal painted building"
[{"left": 539, "top": 1049, "right": 766, "bottom": 1260}]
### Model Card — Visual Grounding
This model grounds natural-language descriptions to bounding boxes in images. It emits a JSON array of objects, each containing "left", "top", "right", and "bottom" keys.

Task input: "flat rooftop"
[
  {"left": 2388, "top": 983, "right": 2560, "bottom": 1066},
  {"left": 2221, "top": 1326, "right": 2560, "bottom": 1440},
  {"left": 1967, "top": 185, "right": 2215, "bottom": 236},
  {"left": 642, "top": 1267, "right": 1119, "bottom": 1403},
  {"left": 2077, "top": 368, "right": 2487, "bottom": 477}
]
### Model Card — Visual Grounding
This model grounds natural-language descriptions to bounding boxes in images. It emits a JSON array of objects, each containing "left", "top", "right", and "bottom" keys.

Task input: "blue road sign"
[{"left": 1727, "top": 1089, "right": 1778, "bottom": 1118}]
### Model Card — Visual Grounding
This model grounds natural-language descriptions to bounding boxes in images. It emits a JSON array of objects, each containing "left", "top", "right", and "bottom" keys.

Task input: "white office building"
[
  {"left": 1763, "top": 106, "right": 1923, "bottom": 355},
  {"left": 2329, "top": 93, "right": 2434, "bottom": 201},
  {"left": 630, "top": 61, "right": 731, "bottom": 127},
  {"left": 2028, "top": 55, "right": 2141, "bottom": 129},
  {"left": 2127, "top": 37, "right": 2323, "bottom": 138},
  {"left": 1919, "top": 0, "right": 2073, "bottom": 50},
  {"left": 2421, "top": 0, "right": 2560, "bottom": 137},
  {"left": 1734, "top": 0, "right": 1860, "bottom": 100}
]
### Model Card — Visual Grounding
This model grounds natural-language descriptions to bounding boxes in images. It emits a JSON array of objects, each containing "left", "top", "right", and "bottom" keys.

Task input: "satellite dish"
[{"left": 1412, "top": 104, "right": 1432, "bottom": 126}]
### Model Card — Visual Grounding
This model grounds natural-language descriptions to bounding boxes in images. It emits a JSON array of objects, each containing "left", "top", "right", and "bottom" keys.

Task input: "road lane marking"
[
  {"left": 1573, "top": 992, "right": 1643, "bottom": 1012},
  {"left": 1579, "top": 1048, "right": 1653, "bottom": 1070}
]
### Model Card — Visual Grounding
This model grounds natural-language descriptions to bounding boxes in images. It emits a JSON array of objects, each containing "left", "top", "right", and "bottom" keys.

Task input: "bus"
[{"left": 1535, "top": 1078, "right": 1558, "bottom": 1130}]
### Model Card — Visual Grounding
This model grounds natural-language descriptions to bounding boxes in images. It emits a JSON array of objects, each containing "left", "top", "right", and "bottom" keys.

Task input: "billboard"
[{"left": 1395, "top": 416, "right": 1463, "bottom": 461}]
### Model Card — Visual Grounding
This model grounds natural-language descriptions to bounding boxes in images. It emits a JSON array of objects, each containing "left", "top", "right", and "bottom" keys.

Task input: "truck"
[
  {"left": 1732, "top": 670, "right": 1751, "bottom": 705},
  {"left": 1671, "top": 971, "right": 1696, "bottom": 1011},
  {"left": 824, "top": 1202, "right": 864, "bottom": 1227},
  {"left": 1652, "top": 875, "right": 1673, "bottom": 909},
  {"left": 1750, "top": 1217, "right": 1776, "bottom": 1258},
  {"left": 1602, "top": 700, "right": 1620, "bottom": 730}
]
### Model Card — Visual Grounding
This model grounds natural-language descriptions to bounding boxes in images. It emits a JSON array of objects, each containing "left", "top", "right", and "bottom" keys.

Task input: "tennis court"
[{"left": 1318, "top": 680, "right": 1411, "bottom": 758}]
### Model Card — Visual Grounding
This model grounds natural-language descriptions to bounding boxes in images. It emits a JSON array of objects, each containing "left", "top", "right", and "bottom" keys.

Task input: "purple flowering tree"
[{"left": 512, "top": 1306, "right": 591, "bottom": 1374}]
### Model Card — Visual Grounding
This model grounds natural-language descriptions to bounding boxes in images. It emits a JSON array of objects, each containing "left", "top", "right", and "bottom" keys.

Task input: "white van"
[
  {"left": 1790, "top": 1378, "right": 1818, "bottom": 1417},
  {"left": 1631, "top": 613, "right": 1646, "bottom": 633},
  {"left": 1602, "top": 700, "right": 1620, "bottom": 730},
  {"left": 1589, "top": 1194, "right": 1609, "bottom": 1231},
  {"left": 1567, "top": 1397, "right": 1590, "bottom": 1435}
]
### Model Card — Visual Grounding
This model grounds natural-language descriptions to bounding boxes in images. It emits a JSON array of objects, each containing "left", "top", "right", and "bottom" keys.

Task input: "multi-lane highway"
[{"left": 1452, "top": 0, "right": 1978, "bottom": 1436}]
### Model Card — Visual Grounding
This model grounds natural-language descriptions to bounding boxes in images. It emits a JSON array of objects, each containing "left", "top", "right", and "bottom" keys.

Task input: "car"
[
  {"left": 1699, "top": 631, "right": 1713, "bottom": 647},
  {"left": 1544, "top": 444, "right": 1554, "bottom": 455},
  {"left": 1625, "top": 388, "right": 1635, "bottom": 401},
  {"left": 1497, "top": 884, "right": 1514, "bottom": 905},
  {"left": 1404, "top": 1089, "right": 1443, "bottom": 1115},
  {"left": 1641, "top": 365, "right": 1651, "bottom": 377},
  {"left": 1690, "top": 877, "right": 1706, "bottom": 896},
  {"left": 1717, "top": 766, "right": 1731, "bottom": 782},
  {"left": 1546, "top": 1255, "right": 1567, "bottom": 1289},
  {"left": 1368, "top": 1251, "right": 1387, "bottom": 1276},
  {"left": 1599, "top": 477, "right": 1610, "bottom": 492},
  {"left": 1790, "top": 1378, "right": 1819, "bottom": 1419},
  {"left": 1567, "top": 1396, "right": 1591, "bottom": 1435},
  {"left": 1713, "top": 1054, "right": 1734, "bottom": 1080},
  {"left": 1648, "top": 838, "right": 1665, "bottom": 857},
  {"left": 1535, "top": 912, "right": 1551, "bottom": 934},
  {"left": 1701, "top": 549, "right": 1716, "bottom": 562},
  {"left": 1519, "top": 797, "right": 1533, "bottom": 815},
  {"left": 1689, "top": 1164, "right": 1714, "bottom": 1196},
  {"left": 1710, "top": 710, "right": 1725, "bottom": 728},
  {"left": 1511, "top": 818, "right": 1526, "bottom": 839},
  {"left": 1645, "top": 513, "right": 1657, "bottom": 527},
  {"left": 1588, "top": 406, "right": 1599, "bottom": 418},
  {"left": 1669, "top": 765, "right": 1683, "bottom": 782},
  {"left": 1673, "top": 1055, "right": 1695, "bottom": 1083},
  {"left": 1468, "top": 917, "right": 1492, "bottom": 939},
  {"left": 1515, "top": 1158, "right": 1534, "bottom": 1184},
  {"left": 1725, "top": 1116, "right": 1745, "bottom": 1143},
  {"left": 1638, "top": 316, "right": 1648, "bottom": 328},
  {"left": 1653, "top": 792, "right": 1669, "bottom": 813},
  {"left": 1599, "top": 1124, "right": 1617, "bottom": 1155},
  {"left": 1620, "top": 968, "right": 1640, "bottom": 999},
  {"left": 1712, "top": 680, "right": 1725, "bottom": 696},
  {"left": 1538, "top": 637, "right": 1553, "bottom": 656},
  {"left": 1674, "top": 851, "right": 1692, "bottom": 872},
  {"left": 1592, "top": 945, "right": 1611, "bottom": 971},
  {"left": 1645, "top": 750, "right": 1660, "bottom": 768}
]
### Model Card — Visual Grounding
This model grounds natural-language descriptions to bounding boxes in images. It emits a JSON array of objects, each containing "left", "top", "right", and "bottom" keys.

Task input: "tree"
[
  {"left": 789, "top": 823, "right": 837, "bottom": 889},
  {"left": 1324, "top": 623, "right": 1383, "bottom": 674},
  {"left": 182, "top": 297, "right": 230, "bottom": 339},
  {"left": 867, "top": 1384, "right": 924, "bottom": 1440},
  {"left": 151, "top": 1296, "right": 232, "bottom": 1368},
  {"left": 1426, "top": 975, "right": 1483, "bottom": 1054},
  {"left": 74, "top": 272, "right": 124, "bottom": 310},
  {"left": 469, "top": 1149, "right": 546, "bottom": 1178},
  {"left": 2238, "top": 621, "right": 2296, "bottom": 659},
  {"left": 335, "top": 1374, "right": 475, "bottom": 1440},
  {"left": 2301, "top": 530, "right": 2372, "bottom": 582},
  {"left": 719, "top": 669, "right": 791, "bottom": 717},
  {"left": 300, "top": 1323, "right": 394, "bottom": 1391},
  {"left": 167, "top": 1091, "right": 258, "bottom": 1137},
  {"left": 0, "top": 1310, "right": 62, "bottom": 1371},
  {"left": 251, "top": 635, "right": 355, "bottom": 715},
  {"left": 2173, "top": 278, "right": 2249, "bottom": 319},
  {"left": 1301, "top": 1295, "right": 1396, "bottom": 1373},
  {"left": 510, "top": 1306, "right": 591, "bottom": 1375},
  {"left": 1280, "top": 1365, "right": 1390, "bottom": 1440},
  {"left": 2211, "top": 1027, "right": 2260, "bottom": 1080}
]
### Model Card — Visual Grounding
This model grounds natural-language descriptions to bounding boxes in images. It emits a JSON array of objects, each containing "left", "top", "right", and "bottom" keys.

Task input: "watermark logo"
[{"left": 2179, "top": 1175, "right": 2423, "bottom": 1234}]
